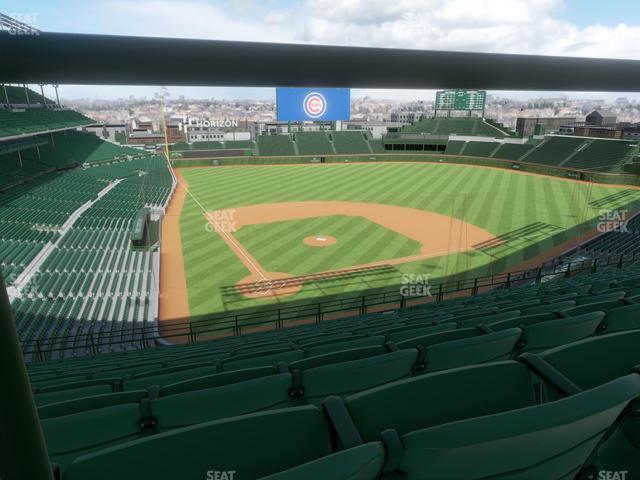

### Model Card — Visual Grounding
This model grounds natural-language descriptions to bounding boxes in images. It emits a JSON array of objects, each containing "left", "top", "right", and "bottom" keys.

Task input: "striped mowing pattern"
[{"left": 179, "top": 163, "right": 638, "bottom": 317}]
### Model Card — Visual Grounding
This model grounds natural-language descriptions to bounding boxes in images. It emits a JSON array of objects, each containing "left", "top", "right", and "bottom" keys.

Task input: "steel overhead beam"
[{"left": 1, "top": 31, "right": 640, "bottom": 90}]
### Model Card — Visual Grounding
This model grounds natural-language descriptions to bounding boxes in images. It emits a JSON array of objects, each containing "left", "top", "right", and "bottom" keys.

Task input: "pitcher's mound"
[{"left": 303, "top": 235, "right": 337, "bottom": 247}]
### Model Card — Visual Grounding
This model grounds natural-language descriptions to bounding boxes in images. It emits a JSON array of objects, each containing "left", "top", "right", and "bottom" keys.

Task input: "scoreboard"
[
  {"left": 435, "top": 90, "right": 486, "bottom": 113},
  {"left": 276, "top": 88, "right": 350, "bottom": 121}
]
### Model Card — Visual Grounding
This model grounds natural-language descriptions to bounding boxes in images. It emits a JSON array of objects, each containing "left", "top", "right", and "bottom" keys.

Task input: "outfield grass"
[{"left": 178, "top": 163, "right": 640, "bottom": 318}]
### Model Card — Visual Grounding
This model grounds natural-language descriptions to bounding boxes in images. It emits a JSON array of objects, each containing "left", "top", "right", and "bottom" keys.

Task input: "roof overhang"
[{"left": 1, "top": 32, "right": 640, "bottom": 91}]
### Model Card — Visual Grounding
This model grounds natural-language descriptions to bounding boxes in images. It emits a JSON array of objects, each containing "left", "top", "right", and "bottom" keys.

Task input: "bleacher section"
[
  {"left": 1, "top": 85, "right": 52, "bottom": 105},
  {"left": 459, "top": 141, "right": 497, "bottom": 157},
  {"left": 331, "top": 131, "right": 371, "bottom": 154},
  {"left": 256, "top": 135, "right": 296, "bottom": 156},
  {"left": 491, "top": 142, "right": 534, "bottom": 160},
  {"left": 523, "top": 136, "right": 587, "bottom": 166},
  {"left": 403, "top": 117, "right": 511, "bottom": 137},
  {"left": 0, "top": 126, "right": 173, "bottom": 359},
  {"left": 0, "top": 108, "right": 93, "bottom": 138},
  {"left": 0, "top": 131, "right": 139, "bottom": 190},
  {"left": 22, "top": 260, "right": 640, "bottom": 478},
  {"left": 563, "top": 139, "right": 634, "bottom": 171},
  {"left": 585, "top": 215, "right": 640, "bottom": 256},
  {"left": 294, "top": 132, "right": 334, "bottom": 155},
  {"left": 9, "top": 156, "right": 172, "bottom": 360}
]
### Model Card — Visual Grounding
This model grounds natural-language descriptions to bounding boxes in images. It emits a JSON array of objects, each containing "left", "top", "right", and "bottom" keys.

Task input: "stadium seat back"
[
  {"left": 63, "top": 406, "right": 332, "bottom": 480},
  {"left": 160, "top": 366, "right": 276, "bottom": 396},
  {"left": 305, "top": 335, "right": 386, "bottom": 356},
  {"left": 486, "top": 312, "right": 557, "bottom": 331},
  {"left": 151, "top": 373, "right": 292, "bottom": 429},
  {"left": 393, "top": 375, "right": 640, "bottom": 479},
  {"left": 598, "top": 303, "right": 640, "bottom": 334},
  {"left": 343, "top": 361, "right": 535, "bottom": 442},
  {"left": 258, "top": 443, "right": 386, "bottom": 480},
  {"left": 300, "top": 349, "right": 418, "bottom": 405},
  {"left": 42, "top": 403, "right": 142, "bottom": 473},
  {"left": 538, "top": 330, "right": 640, "bottom": 394},
  {"left": 221, "top": 349, "right": 305, "bottom": 371},
  {"left": 424, "top": 328, "right": 523, "bottom": 372},
  {"left": 290, "top": 346, "right": 387, "bottom": 371},
  {"left": 515, "top": 311, "right": 605, "bottom": 355},
  {"left": 396, "top": 327, "right": 481, "bottom": 350}
]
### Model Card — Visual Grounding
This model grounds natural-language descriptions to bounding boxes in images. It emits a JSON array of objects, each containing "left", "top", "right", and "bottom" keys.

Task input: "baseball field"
[{"left": 159, "top": 162, "right": 640, "bottom": 323}]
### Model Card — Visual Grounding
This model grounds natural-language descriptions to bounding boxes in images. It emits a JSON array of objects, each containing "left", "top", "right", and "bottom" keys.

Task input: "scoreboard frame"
[{"left": 435, "top": 90, "right": 486, "bottom": 117}]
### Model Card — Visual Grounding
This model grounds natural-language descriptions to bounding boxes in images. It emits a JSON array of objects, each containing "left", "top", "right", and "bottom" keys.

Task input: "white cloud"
[
  {"left": 94, "top": 0, "right": 295, "bottom": 42},
  {"left": 295, "top": 0, "right": 640, "bottom": 60}
]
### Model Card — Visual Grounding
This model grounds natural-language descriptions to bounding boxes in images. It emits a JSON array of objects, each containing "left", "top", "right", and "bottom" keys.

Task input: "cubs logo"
[{"left": 303, "top": 92, "right": 326, "bottom": 118}]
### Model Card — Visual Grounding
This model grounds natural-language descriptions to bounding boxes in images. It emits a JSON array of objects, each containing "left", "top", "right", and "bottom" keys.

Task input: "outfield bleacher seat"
[
  {"left": 563, "top": 139, "right": 634, "bottom": 171},
  {"left": 256, "top": 135, "right": 295, "bottom": 156},
  {"left": 491, "top": 142, "right": 534, "bottom": 160},
  {"left": 332, "top": 131, "right": 371, "bottom": 154},
  {"left": 461, "top": 141, "right": 497, "bottom": 157},
  {"left": 403, "top": 117, "right": 511, "bottom": 137},
  {"left": 524, "top": 136, "right": 587, "bottom": 166},
  {"left": 295, "top": 132, "right": 333, "bottom": 155}
]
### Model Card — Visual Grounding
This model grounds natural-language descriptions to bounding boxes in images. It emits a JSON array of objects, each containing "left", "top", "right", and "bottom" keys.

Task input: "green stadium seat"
[
  {"left": 34, "top": 383, "right": 117, "bottom": 406},
  {"left": 563, "top": 299, "right": 632, "bottom": 316},
  {"left": 122, "top": 364, "right": 220, "bottom": 390},
  {"left": 423, "top": 328, "right": 522, "bottom": 372},
  {"left": 289, "top": 346, "right": 387, "bottom": 371},
  {"left": 385, "top": 322, "right": 457, "bottom": 343},
  {"left": 159, "top": 366, "right": 278, "bottom": 396},
  {"left": 387, "top": 375, "right": 640, "bottom": 479},
  {"left": 257, "top": 442, "right": 386, "bottom": 480},
  {"left": 598, "top": 303, "right": 640, "bottom": 333},
  {"left": 297, "top": 349, "right": 418, "bottom": 406},
  {"left": 42, "top": 403, "right": 142, "bottom": 473},
  {"left": 305, "top": 336, "right": 386, "bottom": 356},
  {"left": 337, "top": 361, "right": 535, "bottom": 442},
  {"left": 455, "top": 310, "right": 520, "bottom": 328},
  {"left": 220, "top": 349, "right": 305, "bottom": 371},
  {"left": 63, "top": 406, "right": 332, "bottom": 480},
  {"left": 151, "top": 373, "right": 292, "bottom": 430},
  {"left": 395, "top": 326, "right": 483, "bottom": 350},
  {"left": 486, "top": 311, "right": 559, "bottom": 331},
  {"left": 38, "top": 390, "right": 147, "bottom": 419},
  {"left": 513, "top": 311, "right": 605, "bottom": 355},
  {"left": 536, "top": 330, "right": 640, "bottom": 395}
]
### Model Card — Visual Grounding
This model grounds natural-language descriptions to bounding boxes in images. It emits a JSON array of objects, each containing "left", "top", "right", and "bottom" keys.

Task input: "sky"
[{"left": 2, "top": 0, "right": 640, "bottom": 101}]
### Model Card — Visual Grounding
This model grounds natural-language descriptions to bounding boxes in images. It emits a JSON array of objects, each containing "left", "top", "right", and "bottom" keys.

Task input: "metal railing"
[{"left": 20, "top": 251, "right": 640, "bottom": 362}]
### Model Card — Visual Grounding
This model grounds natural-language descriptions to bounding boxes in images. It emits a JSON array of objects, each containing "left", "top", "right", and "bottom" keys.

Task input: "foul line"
[{"left": 173, "top": 173, "right": 270, "bottom": 286}]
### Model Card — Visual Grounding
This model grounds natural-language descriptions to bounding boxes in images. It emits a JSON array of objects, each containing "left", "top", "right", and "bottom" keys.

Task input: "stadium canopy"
[{"left": 1, "top": 31, "right": 640, "bottom": 91}]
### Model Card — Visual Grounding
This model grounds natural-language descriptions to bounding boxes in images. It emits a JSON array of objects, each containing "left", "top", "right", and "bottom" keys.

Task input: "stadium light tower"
[{"left": 53, "top": 84, "right": 60, "bottom": 107}]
